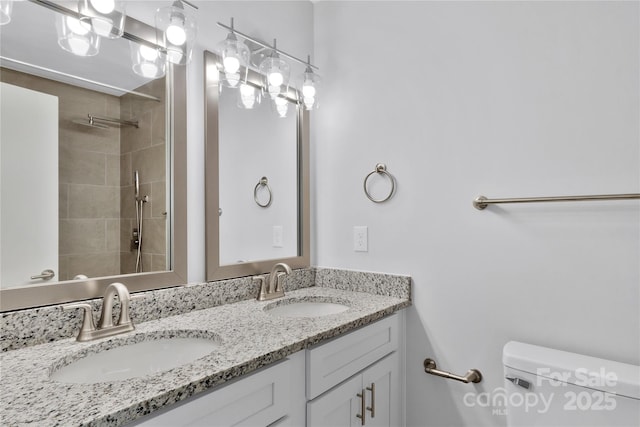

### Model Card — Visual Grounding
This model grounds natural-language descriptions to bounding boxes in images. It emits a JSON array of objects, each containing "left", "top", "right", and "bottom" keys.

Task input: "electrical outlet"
[
  {"left": 353, "top": 226, "right": 368, "bottom": 252},
  {"left": 273, "top": 225, "right": 283, "bottom": 248}
]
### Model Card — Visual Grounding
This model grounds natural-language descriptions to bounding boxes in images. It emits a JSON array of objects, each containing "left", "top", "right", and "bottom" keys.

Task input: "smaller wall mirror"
[{"left": 204, "top": 50, "right": 309, "bottom": 280}]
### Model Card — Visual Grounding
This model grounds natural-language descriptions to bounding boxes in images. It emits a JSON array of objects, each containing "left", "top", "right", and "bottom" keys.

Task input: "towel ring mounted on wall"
[
  {"left": 254, "top": 176, "right": 273, "bottom": 208},
  {"left": 364, "top": 163, "right": 396, "bottom": 203}
]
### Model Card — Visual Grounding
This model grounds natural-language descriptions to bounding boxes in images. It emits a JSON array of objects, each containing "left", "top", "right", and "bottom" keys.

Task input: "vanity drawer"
[
  {"left": 131, "top": 358, "right": 291, "bottom": 427},
  {"left": 306, "top": 313, "right": 400, "bottom": 399}
]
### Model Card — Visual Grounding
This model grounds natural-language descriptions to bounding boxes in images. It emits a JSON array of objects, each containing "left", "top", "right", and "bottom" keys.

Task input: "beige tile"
[
  {"left": 60, "top": 219, "right": 105, "bottom": 255},
  {"left": 59, "top": 184, "right": 68, "bottom": 219},
  {"left": 131, "top": 144, "right": 166, "bottom": 184},
  {"left": 120, "top": 153, "right": 132, "bottom": 187},
  {"left": 106, "top": 155, "right": 120, "bottom": 186},
  {"left": 151, "top": 181, "right": 167, "bottom": 219},
  {"left": 59, "top": 126, "right": 121, "bottom": 155},
  {"left": 120, "top": 185, "right": 136, "bottom": 220},
  {"left": 68, "top": 185, "right": 119, "bottom": 219},
  {"left": 151, "top": 254, "right": 168, "bottom": 272},
  {"left": 67, "top": 252, "right": 120, "bottom": 279},
  {"left": 58, "top": 255, "right": 69, "bottom": 281},
  {"left": 106, "top": 220, "right": 120, "bottom": 252},
  {"left": 151, "top": 103, "right": 166, "bottom": 146},
  {"left": 120, "top": 219, "right": 134, "bottom": 252},
  {"left": 142, "top": 218, "right": 167, "bottom": 255},
  {"left": 59, "top": 146, "right": 105, "bottom": 185},
  {"left": 121, "top": 110, "right": 151, "bottom": 153},
  {"left": 120, "top": 252, "right": 136, "bottom": 275}
]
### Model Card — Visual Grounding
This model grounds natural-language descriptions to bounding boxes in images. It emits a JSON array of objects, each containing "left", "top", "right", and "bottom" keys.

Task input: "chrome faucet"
[
  {"left": 63, "top": 282, "right": 136, "bottom": 342},
  {"left": 255, "top": 263, "right": 292, "bottom": 301}
]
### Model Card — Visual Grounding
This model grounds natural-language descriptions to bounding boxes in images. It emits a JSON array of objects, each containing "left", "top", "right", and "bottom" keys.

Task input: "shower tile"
[
  {"left": 106, "top": 155, "right": 120, "bottom": 186},
  {"left": 120, "top": 251, "right": 136, "bottom": 275},
  {"left": 142, "top": 218, "right": 167, "bottom": 255},
  {"left": 60, "top": 219, "right": 105, "bottom": 255},
  {"left": 106, "top": 220, "right": 120, "bottom": 252},
  {"left": 120, "top": 110, "right": 152, "bottom": 153},
  {"left": 67, "top": 252, "right": 119, "bottom": 279},
  {"left": 120, "top": 185, "right": 136, "bottom": 220},
  {"left": 151, "top": 254, "right": 168, "bottom": 272},
  {"left": 151, "top": 182, "right": 167, "bottom": 218},
  {"left": 59, "top": 126, "right": 121, "bottom": 155},
  {"left": 120, "top": 153, "right": 132, "bottom": 187},
  {"left": 59, "top": 184, "right": 68, "bottom": 219},
  {"left": 58, "top": 256, "right": 69, "bottom": 282},
  {"left": 67, "top": 185, "right": 119, "bottom": 219},
  {"left": 120, "top": 219, "right": 133, "bottom": 253},
  {"left": 131, "top": 144, "right": 165, "bottom": 184},
  {"left": 59, "top": 146, "right": 105, "bottom": 185}
]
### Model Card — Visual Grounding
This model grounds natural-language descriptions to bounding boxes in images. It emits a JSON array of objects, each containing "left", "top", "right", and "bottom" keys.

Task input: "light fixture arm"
[
  {"left": 217, "top": 20, "right": 319, "bottom": 71},
  {"left": 177, "top": 0, "right": 198, "bottom": 10}
]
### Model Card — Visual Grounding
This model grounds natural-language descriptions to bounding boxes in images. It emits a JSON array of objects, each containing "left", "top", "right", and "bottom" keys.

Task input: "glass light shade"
[
  {"left": 0, "top": 0, "right": 13, "bottom": 26},
  {"left": 78, "top": 0, "right": 126, "bottom": 39},
  {"left": 237, "top": 83, "right": 261, "bottom": 109},
  {"left": 272, "top": 96, "right": 290, "bottom": 118},
  {"left": 56, "top": 14, "right": 100, "bottom": 57},
  {"left": 259, "top": 53, "right": 290, "bottom": 100},
  {"left": 155, "top": 1, "right": 197, "bottom": 65},
  {"left": 299, "top": 66, "right": 321, "bottom": 110},
  {"left": 130, "top": 42, "right": 166, "bottom": 79},
  {"left": 217, "top": 33, "right": 250, "bottom": 88}
]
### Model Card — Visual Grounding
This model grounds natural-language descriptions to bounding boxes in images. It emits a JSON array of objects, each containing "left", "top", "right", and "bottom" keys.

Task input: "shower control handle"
[{"left": 31, "top": 269, "right": 55, "bottom": 280}]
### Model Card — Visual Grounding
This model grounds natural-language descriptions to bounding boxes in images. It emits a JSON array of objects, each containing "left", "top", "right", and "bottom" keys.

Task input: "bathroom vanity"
[{"left": 0, "top": 268, "right": 411, "bottom": 426}]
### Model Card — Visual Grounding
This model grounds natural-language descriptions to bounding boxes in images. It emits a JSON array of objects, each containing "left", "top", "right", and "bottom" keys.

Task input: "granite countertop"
[{"left": 0, "top": 286, "right": 410, "bottom": 426}]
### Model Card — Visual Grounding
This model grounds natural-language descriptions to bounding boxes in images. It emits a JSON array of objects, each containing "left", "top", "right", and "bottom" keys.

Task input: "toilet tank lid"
[{"left": 503, "top": 341, "right": 640, "bottom": 400}]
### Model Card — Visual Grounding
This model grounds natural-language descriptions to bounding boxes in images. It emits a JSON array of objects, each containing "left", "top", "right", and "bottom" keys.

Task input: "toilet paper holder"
[{"left": 423, "top": 358, "right": 483, "bottom": 384}]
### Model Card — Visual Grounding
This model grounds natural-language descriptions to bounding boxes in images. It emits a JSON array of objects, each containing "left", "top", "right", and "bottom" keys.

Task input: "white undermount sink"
[
  {"left": 50, "top": 332, "right": 220, "bottom": 384},
  {"left": 264, "top": 298, "right": 350, "bottom": 318}
]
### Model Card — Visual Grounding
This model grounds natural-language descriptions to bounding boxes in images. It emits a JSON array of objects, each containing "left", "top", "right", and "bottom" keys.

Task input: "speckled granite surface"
[
  {"left": 315, "top": 267, "right": 411, "bottom": 299},
  {"left": 1, "top": 268, "right": 316, "bottom": 352},
  {"left": 0, "top": 286, "right": 410, "bottom": 426}
]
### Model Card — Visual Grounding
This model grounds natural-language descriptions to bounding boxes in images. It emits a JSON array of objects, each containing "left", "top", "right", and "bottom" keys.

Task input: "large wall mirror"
[
  {"left": 204, "top": 50, "right": 309, "bottom": 280},
  {"left": 0, "top": 1, "right": 187, "bottom": 311}
]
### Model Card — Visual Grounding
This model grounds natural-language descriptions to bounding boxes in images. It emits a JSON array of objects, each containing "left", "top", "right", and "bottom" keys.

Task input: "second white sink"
[
  {"left": 264, "top": 298, "right": 350, "bottom": 318},
  {"left": 50, "top": 332, "right": 220, "bottom": 384}
]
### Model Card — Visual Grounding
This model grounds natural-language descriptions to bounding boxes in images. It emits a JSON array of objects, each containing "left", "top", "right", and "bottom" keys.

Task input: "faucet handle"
[
  {"left": 274, "top": 272, "right": 288, "bottom": 293},
  {"left": 254, "top": 275, "right": 267, "bottom": 301},
  {"left": 63, "top": 303, "right": 96, "bottom": 341}
]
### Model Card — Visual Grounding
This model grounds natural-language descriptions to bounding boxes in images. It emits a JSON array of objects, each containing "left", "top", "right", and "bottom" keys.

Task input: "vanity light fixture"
[
  {"left": 218, "top": 18, "right": 250, "bottom": 88},
  {"left": 299, "top": 55, "right": 320, "bottom": 110},
  {"left": 273, "top": 96, "right": 290, "bottom": 118},
  {"left": 237, "top": 82, "right": 261, "bottom": 109},
  {"left": 259, "top": 39, "right": 291, "bottom": 100},
  {"left": 0, "top": 0, "right": 12, "bottom": 25},
  {"left": 130, "top": 42, "right": 166, "bottom": 79},
  {"left": 78, "top": 0, "right": 126, "bottom": 39},
  {"left": 56, "top": 13, "right": 100, "bottom": 57},
  {"left": 155, "top": 0, "right": 198, "bottom": 66}
]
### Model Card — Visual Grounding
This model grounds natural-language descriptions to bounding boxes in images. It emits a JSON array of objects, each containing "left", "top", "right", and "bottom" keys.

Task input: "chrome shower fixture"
[{"left": 72, "top": 114, "right": 138, "bottom": 129}]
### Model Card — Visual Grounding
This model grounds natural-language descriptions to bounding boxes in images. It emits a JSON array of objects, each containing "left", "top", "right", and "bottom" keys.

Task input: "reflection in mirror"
[
  {"left": 218, "top": 85, "right": 298, "bottom": 264},
  {"left": 0, "top": 1, "right": 187, "bottom": 311},
  {"left": 205, "top": 50, "right": 309, "bottom": 281}
]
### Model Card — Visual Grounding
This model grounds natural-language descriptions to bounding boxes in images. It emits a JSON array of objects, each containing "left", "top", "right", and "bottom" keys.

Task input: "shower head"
[
  {"left": 72, "top": 114, "right": 139, "bottom": 129},
  {"left": 71, "top": 116, "right": 110, "bottom": 129}
]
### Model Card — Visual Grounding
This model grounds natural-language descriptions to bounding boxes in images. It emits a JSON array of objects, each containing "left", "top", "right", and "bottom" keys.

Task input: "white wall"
[{"left": 313, "top": 2, "right": 639, "bottom": 426}]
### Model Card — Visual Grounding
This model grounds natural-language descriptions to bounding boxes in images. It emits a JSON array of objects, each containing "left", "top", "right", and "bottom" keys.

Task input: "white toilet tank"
[{"left": 502, "top": 341, "right": 640, "bottom": 426}]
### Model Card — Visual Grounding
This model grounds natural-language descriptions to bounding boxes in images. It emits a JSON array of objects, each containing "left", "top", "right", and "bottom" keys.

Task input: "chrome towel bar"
[
  {"left": 423, "top": 358, "right": 482, "bottom": 384},
  {"left": 473, "top": 193, "right": 640, "bottom": 210}
]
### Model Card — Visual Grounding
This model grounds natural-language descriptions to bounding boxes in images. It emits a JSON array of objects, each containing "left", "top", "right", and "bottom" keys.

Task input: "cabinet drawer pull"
[
  {"left": 366, "top": 383, "right": 375, "bottom": 418},
  {"left": 356, "top": 390, "right": 366, "bottom": 425}
]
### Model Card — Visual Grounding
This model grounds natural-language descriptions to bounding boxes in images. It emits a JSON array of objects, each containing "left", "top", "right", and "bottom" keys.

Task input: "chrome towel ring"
[
  {"left": 254, "top": 176, "right": 273, "bottom": 208},
  {"left": 364, "top": 163, "right": 396, "bottom": 203}
]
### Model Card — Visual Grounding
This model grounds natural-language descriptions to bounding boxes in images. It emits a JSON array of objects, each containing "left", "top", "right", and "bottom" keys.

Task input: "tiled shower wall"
[
  {"left": 1, "top": 68, "right": 122, "bottom": 280},
  {"left": 0, "top": 69, "right": 166, "bottom": 279},
  {"left": 119, "top": 78, "right": 167, "bottom": 274}
]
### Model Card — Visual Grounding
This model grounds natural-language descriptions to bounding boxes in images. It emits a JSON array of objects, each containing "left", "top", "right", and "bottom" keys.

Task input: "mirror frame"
[
  {"left": 204, "top": 50, "right": 310, "bottom": 280},
  {"left": 0, "top": 4, "right": 188, "bottom": 312}
]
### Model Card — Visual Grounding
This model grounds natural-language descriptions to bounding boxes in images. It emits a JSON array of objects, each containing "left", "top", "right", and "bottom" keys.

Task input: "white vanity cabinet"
[
  {"left": 129, "top": 357, "right": 297, "bottom": 427},
  {"left": 130, "top": 312, "right": 403, "bottom": 427},
  {"left": 306, "top": 313, "right": 402, "bottom": 427}
]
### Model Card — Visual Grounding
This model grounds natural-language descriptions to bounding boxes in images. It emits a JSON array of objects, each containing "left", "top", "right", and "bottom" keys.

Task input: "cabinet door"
[
  {"left": 307, "top": 374, "right": 364, "bottom": 427},
  {"left": 362, "top": 352, "right": 401, "bottom": 427}
]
